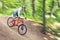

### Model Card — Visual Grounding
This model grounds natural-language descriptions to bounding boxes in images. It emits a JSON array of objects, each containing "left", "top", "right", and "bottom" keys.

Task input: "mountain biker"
[{"left": 13, "top": 7, "right": 26, "bottom": 20}]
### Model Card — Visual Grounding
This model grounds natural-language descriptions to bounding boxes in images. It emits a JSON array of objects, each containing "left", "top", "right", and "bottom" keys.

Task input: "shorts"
[{"left": 13, "top": 11, "right": 18, "bottom": 19}]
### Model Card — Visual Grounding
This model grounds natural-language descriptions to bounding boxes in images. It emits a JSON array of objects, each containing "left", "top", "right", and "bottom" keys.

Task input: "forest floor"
[{"left": 0, "top": 16, "right": 58, "bottom": 40}]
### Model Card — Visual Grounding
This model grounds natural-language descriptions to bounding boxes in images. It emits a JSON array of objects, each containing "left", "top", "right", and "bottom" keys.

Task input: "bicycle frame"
[{"left": 12, "top": 18, "right": 24, "bottom": 26}]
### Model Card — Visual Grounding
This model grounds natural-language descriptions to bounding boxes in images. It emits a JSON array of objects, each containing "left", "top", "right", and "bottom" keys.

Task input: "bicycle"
[{"left": 7, "top": 17, "right": 27, "bottom": 35}]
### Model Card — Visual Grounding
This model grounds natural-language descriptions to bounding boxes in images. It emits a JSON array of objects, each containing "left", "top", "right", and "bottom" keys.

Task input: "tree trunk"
[
  {"left": 58, "top": 0, "right": 60, "bottom": 8},
  {"left": 22, "top": 0, "right": 26, "bottom": 15},
  {"left": 50, "top": 0, "right": 54, "bottom": 17},
  {"left": 32, "top": 0, "right": 35, "bottom": 17},
  {"left": 42, "top": 0, "right": 46, "bottom": 34},
  {"left": 0, "top": 2, "right": 2, "bottom": 9},
  {"left": 50, "top": 7, "right": 53, "bottom": 17}
]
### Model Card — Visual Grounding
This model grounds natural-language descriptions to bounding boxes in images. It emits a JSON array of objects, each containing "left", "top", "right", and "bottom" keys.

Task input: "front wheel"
[{"left": 18, "top": 24, "right": 27, "bottom": 35}]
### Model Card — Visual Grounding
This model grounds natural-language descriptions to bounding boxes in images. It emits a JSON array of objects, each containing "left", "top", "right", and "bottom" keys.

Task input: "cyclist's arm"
[{"left": 23, "top": 12, "right": 26, "bottom": 19}]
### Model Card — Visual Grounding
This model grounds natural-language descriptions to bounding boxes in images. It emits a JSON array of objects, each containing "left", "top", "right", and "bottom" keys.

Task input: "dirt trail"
[{"left": 0, "top": 17, "right": 56, "bottom": 40}]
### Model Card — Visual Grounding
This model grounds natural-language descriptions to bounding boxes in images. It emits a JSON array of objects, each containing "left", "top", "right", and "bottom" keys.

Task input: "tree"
[
  {"left": 0, "top": 2, "right": 2, "bottom": 9},
  {"left": 42, "top": 0, "right": 46, "bottom": 34},
  {"left": 32, "top": 0, "right": 35, "bottom": 17},
  {"left": 22, "top": 0, "right": 25, "bottom": 11},
  {"left": 58, "top": 0, "right": 60, "bottom": 8},
  {"left": 50, "top": 0, "right": 54, "bottom": 17},
  {"left": 22, "top": 0, "right": 26, "bottom": 18}
]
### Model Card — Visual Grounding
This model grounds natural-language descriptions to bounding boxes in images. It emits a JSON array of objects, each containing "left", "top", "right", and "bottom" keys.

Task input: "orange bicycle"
[{"left": 7, "top": 17, "right": 27, "bottom": 35}]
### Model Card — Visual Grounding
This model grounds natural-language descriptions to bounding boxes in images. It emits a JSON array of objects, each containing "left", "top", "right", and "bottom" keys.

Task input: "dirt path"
[{"left": 0, "top": 17, "right": 56, "bottom": 40}]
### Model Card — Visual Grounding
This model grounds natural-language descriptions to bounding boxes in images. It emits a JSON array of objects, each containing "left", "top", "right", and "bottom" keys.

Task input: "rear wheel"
[
  {"left": 18, "top": 24, "right": 27, "bottom": 35},
  {"left": 7, "top": 17, "right": 14, "bottom": 27}
]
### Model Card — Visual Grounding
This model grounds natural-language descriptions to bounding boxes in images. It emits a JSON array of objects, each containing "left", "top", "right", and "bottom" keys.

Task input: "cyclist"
[{"left": 13, "top": 7, "right": 26, "bottom": 20}]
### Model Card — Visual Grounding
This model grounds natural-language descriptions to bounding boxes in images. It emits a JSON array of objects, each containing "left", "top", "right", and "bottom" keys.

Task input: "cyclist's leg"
[
  {"left": 16, "top": 12, "right": 20, "bottom": 19},
  {"left": 16, "top": 12, "right": 18, "bottom": 17},
  {"left": 13, "top": 11, "right": 17, "bottom": 19},
  {"left": 13, "top": 11, "right": 17, "bottom": 25}
]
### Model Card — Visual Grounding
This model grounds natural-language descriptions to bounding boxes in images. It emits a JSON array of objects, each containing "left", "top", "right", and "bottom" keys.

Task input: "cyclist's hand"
[{"left": 24, "top": 17, "right": 26, "bottom": 20}]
